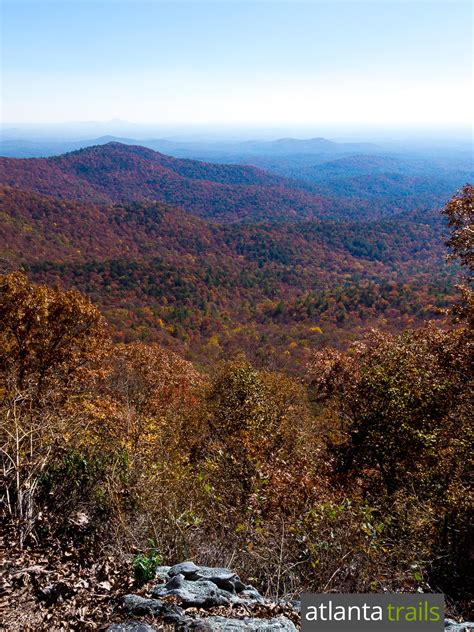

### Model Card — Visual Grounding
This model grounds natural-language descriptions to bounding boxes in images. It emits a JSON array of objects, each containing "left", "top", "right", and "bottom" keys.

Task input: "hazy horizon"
[{"left": 1, "top": 120, "right": 472, "bottom": 147}]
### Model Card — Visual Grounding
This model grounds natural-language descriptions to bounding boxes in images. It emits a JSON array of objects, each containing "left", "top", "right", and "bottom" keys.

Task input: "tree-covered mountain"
[
  {"left": 0, "top": 142, "right": 351, "bottom": 222},
  {"left": 0, "top": 184, "right": 455, "bottom": 370},
  {"left": 2, "top": 140, "right": 470, "bottom": 222}
]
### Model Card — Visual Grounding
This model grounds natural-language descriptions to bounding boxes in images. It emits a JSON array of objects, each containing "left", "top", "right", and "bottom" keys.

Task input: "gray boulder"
[
  {"left": 120, "top": 593, "right": 185, "bottom": 623},
  {"left": 445, "top": 620, "right": 474, "bottom": 631},
  {"left": 120, "top": 594, "right": 164, "bottom": 617},
  {"left": 239, "top": 586, "right": 265, "bottom": 604},
  {"left": 168, "top": 561, "right": 201, "bottom": 577},
  {"left": 107, "top": 624, "right": 159, "bottom": 632},
  {"left": 112, "top": 561, "right": 298, "bottom": 631},
  {"left": 152, "top": 573, "right": 234, "bottom": 608},
  {"left": 154, "top": 565, "right": 172, "bottom": 582},
  {"left": 168, "top": 561, "right": 249, "bottom": 594},
  {"left": 155, "top": 561, "right": 265, "bottom": 606},
  {"left": 177, "top": 615, "right": 298, "bottom": 631}
]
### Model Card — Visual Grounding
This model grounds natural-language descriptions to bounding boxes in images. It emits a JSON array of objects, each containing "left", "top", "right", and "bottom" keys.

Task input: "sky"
[{"left": 1, "top": 0, "right": 473, "bottom": 127}]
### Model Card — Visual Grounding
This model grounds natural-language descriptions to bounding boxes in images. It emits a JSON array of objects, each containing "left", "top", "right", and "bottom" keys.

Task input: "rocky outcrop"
[
  {"left": 109, "top": 561, "right": 298, "bottom": 631},
  {"left": 176, "top": 616, "right": 298, "bottom": 631},
  {"left": 107, "top": 561, "right": 474, "bottom": 631},
  {"left": 151, "top": 563, "right": 265, "bottom": 610}
]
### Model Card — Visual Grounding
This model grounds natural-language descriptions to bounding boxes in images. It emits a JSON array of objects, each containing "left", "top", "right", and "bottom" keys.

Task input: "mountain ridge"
[{"left": 0, "top": 142, "right": 362, "bottom": 222}]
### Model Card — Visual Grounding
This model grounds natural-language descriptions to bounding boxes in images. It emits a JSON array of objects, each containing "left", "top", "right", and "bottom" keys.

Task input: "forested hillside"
[
  {"left": 3, "top": 141, "right": 463, "bottom": 222},
  {"left": 0, "top": 182, "right": 456, "bottom": 369},
  {"left": 0, "top": 143, "right": 349, "bottom": 222}
]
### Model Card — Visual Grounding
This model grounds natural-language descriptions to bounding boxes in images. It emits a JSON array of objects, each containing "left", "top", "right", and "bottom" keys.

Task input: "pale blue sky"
[{"left": 1, "top": 1, "right": 473, "bottom": 125}]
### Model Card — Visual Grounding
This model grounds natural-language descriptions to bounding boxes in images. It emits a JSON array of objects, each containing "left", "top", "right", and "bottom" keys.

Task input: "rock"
[
  {"left": 152, "top": 574, "right": 233, "bottom": 608},
  {"left": 176, "top": 615, "right": 298, "bottom": 631},
  {"left": 113, "top": 561, "right": 298, "bottom": 631},
  {"left": 167, "top": 574, "right": 186, "bottom": 589},
  {"left": 168, "top": 561, "right": 201, "bottom": 577},
  {"left": 445, "top": 620, "right": 474, "bottom": 631},
  {"left": 240, "top": 586, "right": 265, "bottom": 603},
  {"left": 120, "top": 594, "right": 165, "bottom": 617},
  {"left": 162, "top": 603, "right": 188, "bottom": 626},
  {"left": 155, "top": 565, "right": 172, "bottom": 582},
  {"left": 168, "top": 561, "right": 247, "bottom": 593},
  {"left": 151, "top": 565, "right": 267, "bottom": 609},
  {"left": 120, "top": 594, "right": 185, "bottom": 625},
  {"left": 107, "top": 624, "right": 159, "bottom": 632}
]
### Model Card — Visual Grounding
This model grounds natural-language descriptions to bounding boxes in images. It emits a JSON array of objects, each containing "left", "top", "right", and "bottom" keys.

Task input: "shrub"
[{"left": 133, "top": 541, "right": 163, "bottom": 585}]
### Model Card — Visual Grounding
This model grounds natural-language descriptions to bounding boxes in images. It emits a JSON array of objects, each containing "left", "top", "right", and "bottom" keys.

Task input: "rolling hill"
[
  {"left": 0, "top": 142, "right": 350, "bottom": 222},
  {"left": 0, "top": 184, "right": 455, "bottom": 370},
  {"left": 2, "top": 140, "right": 469, "bottom": 225}
]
